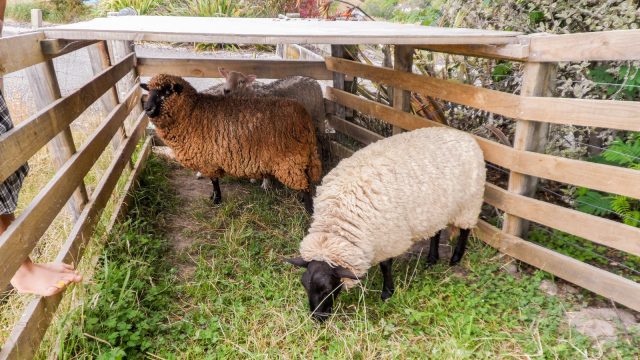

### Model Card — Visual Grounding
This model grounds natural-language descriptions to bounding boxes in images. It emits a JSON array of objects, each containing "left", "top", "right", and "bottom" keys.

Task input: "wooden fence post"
[
  {"left": 502, "top": 62, "right": 557, "bottom": 237},
  {"left": 25, "top": 9, "right": 88, "bottom": 219},
  {"left": 392, "top": 45, "right": 413, "bottom": 135},
  {"left": 330, "top": 45, "right": 347, "bottom": 120},
  {"left": 88, "top": 41, "right": 128, "bottom": 151}
]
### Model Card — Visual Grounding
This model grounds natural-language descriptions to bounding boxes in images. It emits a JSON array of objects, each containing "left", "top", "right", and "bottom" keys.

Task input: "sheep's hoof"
[
  {"left": 449, "top": 256, "right": 462, "bottom": 266},
  {"left": 261, "top": 178, "right": 272, "bottom": 191},
  {"left": 210, "top": 195, "right": 222, "bottom": 205},
  {"left": 381, "top": 288, "right": 394, "bottom": 301},
  {"left": 426, "top": 256, "right": 439, "bottom": 267}
]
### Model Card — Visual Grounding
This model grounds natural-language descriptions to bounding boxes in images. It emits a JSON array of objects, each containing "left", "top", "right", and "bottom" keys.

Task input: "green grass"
[
  {"left": 56, "top": 155, "right": 635, "bottom": 359},
  {"left": 5, "top": 0, "right": 90, "bottom": 24}
]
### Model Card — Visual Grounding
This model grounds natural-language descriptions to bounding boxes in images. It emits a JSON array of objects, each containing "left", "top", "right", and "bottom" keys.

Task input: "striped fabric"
[{"left": 0, "top": 91, "right": 29, "bottom": 215}]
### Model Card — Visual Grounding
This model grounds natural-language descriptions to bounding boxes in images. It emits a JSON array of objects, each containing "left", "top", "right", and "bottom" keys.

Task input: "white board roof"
[{"left": 44, "top": 16, "right": 521, "bottom": 45}]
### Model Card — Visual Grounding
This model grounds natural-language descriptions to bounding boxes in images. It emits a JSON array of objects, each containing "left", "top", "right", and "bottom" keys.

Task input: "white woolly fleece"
[{"left": 299, "top": 127, "right": 486, "bottom": 278}]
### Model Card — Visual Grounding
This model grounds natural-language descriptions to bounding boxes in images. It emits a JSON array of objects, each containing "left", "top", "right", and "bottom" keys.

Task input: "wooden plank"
[
  {"left": 503, "top": 62, "right": 556, "bottom": 237},
  {"left": 324, "top": 57, "right": 640, "bottom": 131},
  {"left": 485, "top": 183, "right": 640, "bottom": 258},
  {"left": 329, "top": 141, "right": 354, "bottom": 161},
  {"left": 327, "top": 115, "right": 383, "bottom": 145},
  {"left": 326, "top": 88, "right": 640, "bottom": 199},
  {"left": 528, "top": 30, "right": 640, "bottom": 62},
  {"left": 25, "top": 40, "right": 89, "bottom": 219},
  {"left": 0, "top": 53, "right": 135, "bottom": 183},
  {"left": 137, "top": 57, "right": 333, "bottom": 80},
  {"left": 330, "top": 45, "right": 347, "bottom": 121},
  {"left": 392, "top": 45, "right": 413, "bottom": 135},
  {"left": 44, "top": 16, "right": 521, "bottom": 45},
  {"left": 416, "top": 42, "right": 529, "bottom": 61},
  {"left": 0, "top": 121, "right": 150, "bottom": 360},
  {"left": 39, "top": 39, "right": 99, "bottom": 56},
  {"left": 476, "top": 220, "right": 640, "bottom": 312},
  {"left": 0, "top": 86, "right": 141, "bottom": 292},
  {"left": 326, "top": 87, "right": 445, "bottom": 130},
  {"left": 88, "top": 41, "right": 126, "bottom": 150},
  {"left": 0, "top": 32, "right": 97, "bottom": 76}
]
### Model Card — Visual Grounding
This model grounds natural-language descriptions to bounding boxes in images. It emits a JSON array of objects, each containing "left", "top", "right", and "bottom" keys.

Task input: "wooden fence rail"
[
  {"left": 0, "top": 53, "right": 136, "bottom": 182},
  {"left": 0, "top": 30, "right": 151, "bottom": 359},
  {"left": 325, "top": 87, "right": 640, "bottom": 200},
  {"left": 0, "top": 85, "right": 141, "bottom": 293},
  {"left": 137, "top": 57, "right": 333, "bottom": 80},
  {"left": 325, "top": 57, "right": 640, "bottom": 132}
]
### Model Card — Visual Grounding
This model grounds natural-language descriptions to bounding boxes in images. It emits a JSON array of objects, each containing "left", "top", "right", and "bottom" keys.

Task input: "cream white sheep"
[{"left": 287, "top": 127, "right": 486, "bottom": 321}]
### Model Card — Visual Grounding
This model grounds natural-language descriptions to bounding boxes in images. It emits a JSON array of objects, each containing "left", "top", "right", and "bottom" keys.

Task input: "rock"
[
  {"left": 539, "top": 280, "right": 558, "bottom": 296},
  {"left": 502, "top": 262, "right": 518, "bottom": 275},
  {"left": 560, "top": 284, "right": 579, "bottom": 295},
  {"left": 565, "top": 307, "right": 640, "bottom": 342}
]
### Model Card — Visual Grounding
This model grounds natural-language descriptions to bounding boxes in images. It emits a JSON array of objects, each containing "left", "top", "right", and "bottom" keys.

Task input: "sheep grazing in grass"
[
  {"left": 287, "top": 127, "right": 486, "bottom": 321},
  {"left": 140, "top": 74, "right": 322, "bottom": 213}
]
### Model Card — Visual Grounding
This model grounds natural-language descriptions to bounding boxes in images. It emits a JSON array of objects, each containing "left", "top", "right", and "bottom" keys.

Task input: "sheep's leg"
[
  {"left": 426, "top": 230, "right": 442, "bottom": 266},
  {"left": 301, "top": 191, "right": 313, "bottom": 214},
  {"left": 210, "top": 178, "right": 222, "bottom": 204},
  {"left": 450, "top": 228, "right": 470, "bottom": 266},
  {"left": 380, "top": 258, "right": 394, "bottom": 300}
]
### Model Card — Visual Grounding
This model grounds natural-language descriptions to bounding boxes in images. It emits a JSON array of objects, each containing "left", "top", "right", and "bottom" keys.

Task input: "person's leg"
[{"left": 2, "top": 214, "right": 82, "bottom": 296}]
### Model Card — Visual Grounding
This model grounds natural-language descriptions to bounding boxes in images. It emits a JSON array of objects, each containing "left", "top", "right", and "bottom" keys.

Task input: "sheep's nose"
[{"left": 223, "top": 89, "right": 231, "bottom": 95}]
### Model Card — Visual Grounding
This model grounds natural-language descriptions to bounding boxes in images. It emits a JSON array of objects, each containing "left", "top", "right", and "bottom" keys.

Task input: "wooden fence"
[
  {"left": 0, "top": 24, "right": 638, "bottom": 359},
  {"left": 0, "top": 32, "right": 151, "bottom": 359},
  {"left": 324, "top": 30, "right": 640, "bottom": 315}
]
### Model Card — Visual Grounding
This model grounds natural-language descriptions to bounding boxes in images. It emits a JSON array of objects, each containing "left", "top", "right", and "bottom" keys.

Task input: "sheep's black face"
[
  {"left": 287, "top": 258, "right": 358, "bottom": 322},
  {"left": 140, "top": 83, "right": 183, "bottom": 118}
]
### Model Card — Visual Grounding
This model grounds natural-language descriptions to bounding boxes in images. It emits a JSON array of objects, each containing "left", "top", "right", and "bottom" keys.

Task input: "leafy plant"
[
  {"left": 575, "top": 134, "right": 640, "bottom": 227},
  {"left": 589, "top": 65, "right": 640, "bottom": 100},
  {"left": 99, "top": 0, "right": 166, "bottom": 15}
]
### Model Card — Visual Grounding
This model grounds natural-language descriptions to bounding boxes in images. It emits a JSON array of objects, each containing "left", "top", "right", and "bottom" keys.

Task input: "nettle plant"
[
  {"left": 575, "top": 133, "right": 640, "bottom": 227},
  {"left": 589, "top": 64, "right": 640, "bottom": 100}
]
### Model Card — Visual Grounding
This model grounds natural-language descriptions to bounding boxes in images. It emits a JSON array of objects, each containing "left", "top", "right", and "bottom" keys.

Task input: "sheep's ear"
[
  {"left": 245, "top": 75, "right": 257, "bottom": 84},
  {"left": 140, "top": 83, "right": 149, "bottom": 91},
  {"left": 172, "top": 83, "right": 183, "bottom": 94},
  {"left": 218, "top": 67, "right": 229, "bottom": 79},
  {"left": 286, "top": 257, "right": 309, "bottom": 268},
  {"left": 334, "top": 266, "right": 358, "bottom": 280}
]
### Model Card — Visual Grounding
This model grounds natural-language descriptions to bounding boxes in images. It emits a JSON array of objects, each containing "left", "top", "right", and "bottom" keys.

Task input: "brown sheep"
[{"left": 140, "top": 74, "right": 322, "bottom": 213}]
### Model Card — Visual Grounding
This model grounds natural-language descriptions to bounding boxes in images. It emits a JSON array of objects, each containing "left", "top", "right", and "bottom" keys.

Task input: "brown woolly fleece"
[{"left": 147, "top": 74, "right": 322, "bottom": 191}]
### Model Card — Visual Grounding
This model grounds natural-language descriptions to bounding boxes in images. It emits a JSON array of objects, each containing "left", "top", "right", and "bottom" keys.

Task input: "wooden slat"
[
  {"left": 88, "top": 41, "right": 124, "bottom": 150},
  {"left": 0, "top": 125, "right": 150, "bottom": 360},
  {"left": 503, "top": 62, "right": 556, "bottom": 237},
  {"left": 528, "top": 30, "right": 640, "bottom": 62},
  {"left": 324, "top": 57, "right": 640, "bottom": 132},
  {"left": 0, "top": 86, "right": 141, "bottom": 292},
  {"left": 44, "top": 16, "right": 521, "bottom": 45},
  {"left": 39, "top": 39, "right": 99, "bottom": 56},
  {"left": 476, "top": 220, "right": 640, "bottom": 312},
  {"left": 326, "top": 87, "right": 640, "bottom": 199},
  {"left": 416, "top": 43, "right": 529, "bottom": 61},
  {"left": 327, "top": 115, "right": 383, "bottom": 145},
  {"left": 325, "top": 87, "right": 445, "bottom": 131},
  {"left": 0, "top": 32, "right": 97, "bottom": 76},
  {"left": 25, "top": 54, "right": 89, "bottom": 219},
  {"left": 485, "top": 183, "right": 640, "bottom": 257},
  {"left": 0, "top": 53, "right": 135, "bottom": 183},
  {"left": 392, "top": 45, "right": 413, "bottom": 135},
  {"left": 137, "top": 57, "right": 333, "bottom": 80},
  {"left": 329, "top": 141, "right": 354, "bottom": 161}
]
